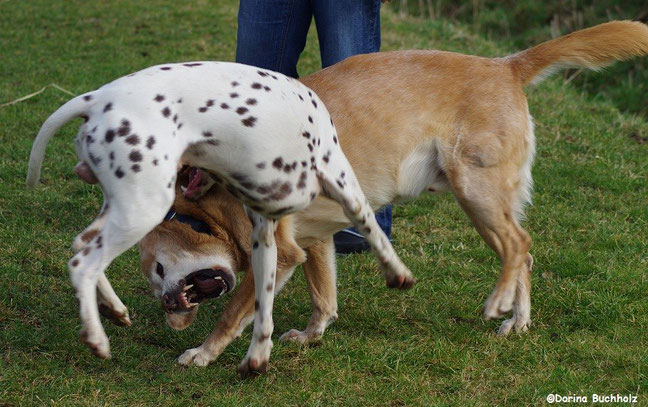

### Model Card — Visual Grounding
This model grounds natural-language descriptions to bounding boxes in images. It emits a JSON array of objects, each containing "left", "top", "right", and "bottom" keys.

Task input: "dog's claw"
[
  {"left": 98, "top": 303, "right": 132, "bottom": 327},
  {"left": 238, "top": 357, "right": 268, "bottom": 379},
  {"left": 497, "top": 319, "right": 530, "bottom": 336},
  {"left": 279, "top": 329, "right": 310, "bottom": 344},
  {"left": 497, "top": 316, "right": 531, "bottom": 336},
  {"left": 385, "top": 273, "right": 416, "bottom": 290}
]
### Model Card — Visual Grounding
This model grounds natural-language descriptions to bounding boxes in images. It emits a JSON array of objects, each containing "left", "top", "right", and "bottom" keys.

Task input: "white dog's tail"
[
  {"left": 26, "top": 94, "right": 92, "bottom": 188},
  {"left": 507, "top": 20, "right": 648, "bottom": 85}
]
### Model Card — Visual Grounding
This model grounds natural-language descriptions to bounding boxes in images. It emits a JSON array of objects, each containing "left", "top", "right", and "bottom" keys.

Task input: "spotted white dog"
[{"left": 27, "top": 61, "right": 415, "bottom": 376}]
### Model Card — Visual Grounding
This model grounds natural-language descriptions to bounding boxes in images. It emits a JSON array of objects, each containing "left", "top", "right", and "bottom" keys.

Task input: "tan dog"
[{"left": 133, "top": 22, "right": 648, "bottom": 367}]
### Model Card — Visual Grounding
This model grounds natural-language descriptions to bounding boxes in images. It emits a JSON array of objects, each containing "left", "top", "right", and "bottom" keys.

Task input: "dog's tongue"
[
  {"left": 193, "top": 273, "right": 227, "bottom": 298},
  {"left": 184, "top": 168, "right": 203, "bottom": 198}
]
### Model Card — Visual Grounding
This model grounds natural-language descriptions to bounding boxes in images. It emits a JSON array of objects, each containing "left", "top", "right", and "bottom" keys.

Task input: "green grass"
[{"left": 1, "top": 1, "right": 647, "bottom": 405}]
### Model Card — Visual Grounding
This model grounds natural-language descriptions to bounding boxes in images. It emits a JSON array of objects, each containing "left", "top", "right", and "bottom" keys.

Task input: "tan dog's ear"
[
  {"left": 177, "top": 183, "right": 306, "bottom": 272},
  {"left": 138, "top": 236, "right": 155, "bottom": 277},
  {"left": 199, "top": 184, "right": 305, "bottom": 270},
  {"left": 275, "top": 216, "right": 307, "bottom": 270},
  {"left": 194, "top": 185, "right": 253, "bottom": 271}
]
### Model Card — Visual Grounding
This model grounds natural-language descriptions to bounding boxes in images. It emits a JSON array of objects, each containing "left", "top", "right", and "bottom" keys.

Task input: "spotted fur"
[{"left": 27, "top": 61, "right": 414, "bottom": 377}]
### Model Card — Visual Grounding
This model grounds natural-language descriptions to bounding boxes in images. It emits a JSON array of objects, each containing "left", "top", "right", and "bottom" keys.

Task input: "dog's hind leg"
[
  {"left": 238, "top": 212, "right": 278, "bottom": 378},
  {"left": 317, "top": 165, "right": 414, "bottom": 289},
  {"left": 71, "top": 201, "right": 110, "bottom": 251},
  {"left": 69, "top": 191, "right": 173, "bottom": 358},
  {"left": 280, "top": 238, "right": 338, "bottom": 344},
  {"left": 71, "top": 202, "right": 131, "bottom": 327},
  {"left": 449, "top": 162, "right": 532, "bottom": 322}
]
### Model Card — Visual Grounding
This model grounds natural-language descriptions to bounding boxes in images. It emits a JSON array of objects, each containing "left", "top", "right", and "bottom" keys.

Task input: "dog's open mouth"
[
  {"left": 182, "top": 167, "right": 207, "bottom": 199},
  {"left": 186, "top": 267, "right": 234, "bottom": 301},
  {"left": 164, "top": 268, "right": 235, "bottom": 313}
]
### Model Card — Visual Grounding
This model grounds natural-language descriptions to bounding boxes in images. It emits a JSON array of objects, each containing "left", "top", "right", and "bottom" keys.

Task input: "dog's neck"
[{"left": 164, "top": 208, "right": 212, "bottom": 236}]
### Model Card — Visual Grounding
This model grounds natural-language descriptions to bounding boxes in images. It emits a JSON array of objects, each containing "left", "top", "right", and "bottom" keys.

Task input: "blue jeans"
[
  {"left": 236, "top": 0, "right": 382, "bottom": 78},
  {"left": 236, "top": 0, "right": 392, "bottom": 245}
]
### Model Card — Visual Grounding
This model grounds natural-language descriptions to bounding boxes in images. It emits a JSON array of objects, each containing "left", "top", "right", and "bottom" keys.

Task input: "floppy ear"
[
  {"left": 198, "top": 184, "right": 305, "bottom": 270},
  {"left": 166, "top": 184, "right": 250, "bottom": 271},
  {"left": 275, "top": 216, "right": 307, "bottom": 270},
  {"left": 194, "top": 185, "right": 253, "bottom": 271},
  {"left": 138, "top": 237, "right": 155, "bottom": 278},
  {"left": 176, "top": 183, "right": 306, "bottom": 272}
]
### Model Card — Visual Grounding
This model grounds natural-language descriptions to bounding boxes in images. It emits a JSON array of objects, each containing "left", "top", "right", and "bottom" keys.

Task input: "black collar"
[{"left": 164, "top": 208, "right": 212, "bottom": 236}]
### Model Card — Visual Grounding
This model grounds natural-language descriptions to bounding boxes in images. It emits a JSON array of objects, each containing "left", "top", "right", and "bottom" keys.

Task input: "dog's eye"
[{"left": 156, "top": 262, "right": 164, "bottom": 278}]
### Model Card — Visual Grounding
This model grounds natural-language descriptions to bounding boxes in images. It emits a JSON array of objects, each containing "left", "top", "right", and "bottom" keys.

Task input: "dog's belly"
[
  {"left": 182, "top": 144, "right": 322, "bottom": 218},
  {"left": 394, "top": 139, "right": 450, "bottom": 202}
]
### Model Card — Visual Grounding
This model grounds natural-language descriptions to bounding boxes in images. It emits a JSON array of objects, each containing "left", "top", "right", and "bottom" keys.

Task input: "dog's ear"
[
  {"left": 184, "top": 184, "right": 306, "bottom": 272},
  {"left": 138, "top": 234, "right": 156, "bottom": 278},
  {"left": 200, "top": 184, "right": 305, "bottom": 270},
  {"left": 275, "top": 216, "right": 307, "bottom": 270},
  {"left": 195, "top": 185, "right": 253, "bottom": 271}
]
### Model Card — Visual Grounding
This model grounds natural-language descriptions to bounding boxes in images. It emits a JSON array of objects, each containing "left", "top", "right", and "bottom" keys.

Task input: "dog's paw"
[
  {"left": 279, "top": 329, "right": 320, "bottom": 344},
  {"left": 237, "top": 338, "right": 273, "bottom": 379},
  {"left": 237, "top": 356, "right": 268, "bottom": 379},
  {"left": 98, "top": 303, "right": 131, "bottom": 327},
  {"left": 80, "top": 329, "right": 110, "bottom": 359},
  {"left": 483, "top": 287, "right": 515, "bottom": 320},
  {"left": 384, "top": 272, "right": 416, "bottom": 290},
  {"left": 178, "top": 346, "right": 214, "bottom": 367},
  {"left": 497, "top": 315, "right": 531, "bottom": 336}
]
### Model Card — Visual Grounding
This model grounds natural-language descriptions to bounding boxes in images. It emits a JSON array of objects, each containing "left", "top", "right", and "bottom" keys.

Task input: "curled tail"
[
  {"left": 508, "top": 20, "right": 648, "bottom": 85},
  {"left": 26, "top": 94, "right": 91, "bottom": 188}
]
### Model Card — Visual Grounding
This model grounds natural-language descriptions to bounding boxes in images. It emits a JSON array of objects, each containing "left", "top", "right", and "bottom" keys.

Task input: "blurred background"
[{"left": 388, "top": 0, "right": 648, "bottom": 118}]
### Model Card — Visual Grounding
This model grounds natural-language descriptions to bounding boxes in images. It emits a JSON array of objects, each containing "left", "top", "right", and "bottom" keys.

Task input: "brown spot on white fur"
[{"left": 81, "top": 229, "right": 99, "bottom": 243}]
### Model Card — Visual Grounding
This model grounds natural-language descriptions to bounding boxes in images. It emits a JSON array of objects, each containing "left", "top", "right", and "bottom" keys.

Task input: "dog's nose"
[{"left": 162, "top": 293, "right": 177, "bottom": 312}]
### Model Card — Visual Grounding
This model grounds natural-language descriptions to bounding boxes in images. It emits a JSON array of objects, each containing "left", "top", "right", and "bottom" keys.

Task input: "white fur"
[
  {"left": 513, "top": 114, "right": 536, "bottom": 221},
  {"left": 396, "top": 139, "right": 450, "bottom": 200}
]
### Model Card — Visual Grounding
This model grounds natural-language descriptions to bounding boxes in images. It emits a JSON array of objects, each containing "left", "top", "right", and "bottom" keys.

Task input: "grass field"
[{"left": 1, "top": 1, "right": 647, "bottom": 405}]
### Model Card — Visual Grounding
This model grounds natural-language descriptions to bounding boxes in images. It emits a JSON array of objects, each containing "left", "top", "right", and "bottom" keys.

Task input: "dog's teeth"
[
  {"left": 183, "top": 284, "right": 193, "bottom": 291},
  {"left": 180, "top": 186, "right": 187, "bottom": 193},
  {"left": 189, "top": 302, "right": 199, "bottom": 307},
  {"left": 214, "top": 276, "right": 222, "bottom": 281}
]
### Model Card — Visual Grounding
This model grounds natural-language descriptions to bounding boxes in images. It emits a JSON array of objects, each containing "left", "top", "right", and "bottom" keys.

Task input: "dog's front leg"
[
  {"left": 178, "top": 269, "right": 256, "bottom": 367},
  {"left": 237, "top": 213, "right": 277, "bottom": 378},
  {"left": 280, "top": 238, "right": 338, "bottom": 344},
  {"left": 179, "top": 261, "right": 300, "bottom": 367}
]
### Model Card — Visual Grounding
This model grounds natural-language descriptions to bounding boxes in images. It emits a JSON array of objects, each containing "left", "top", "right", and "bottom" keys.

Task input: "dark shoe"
[
  {"left": 333, "top": 229, "right": 371, "bottom": 254},
  {"left": 334, "top": 205, "right": 393, "bottom": 254}
]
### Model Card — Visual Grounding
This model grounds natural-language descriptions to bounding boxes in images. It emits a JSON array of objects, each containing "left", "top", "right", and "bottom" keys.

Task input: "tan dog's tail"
[
  {"left": 26, "top": 94, "right": 93, "bottom": 188},
  {"left": 508, "top": 20, "right": 648, "bottom": 85}
]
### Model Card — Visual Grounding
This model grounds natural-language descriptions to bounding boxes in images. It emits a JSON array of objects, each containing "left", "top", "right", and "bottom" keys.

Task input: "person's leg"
[
  {"left": 236, "top": 0, "right": 312, "bottom": 78},
  {"left": 312, "top": 0, "right": 382, "bottom": 66},
  {"left": 313, "top": 0, "right": 392, "bottom": 253}
]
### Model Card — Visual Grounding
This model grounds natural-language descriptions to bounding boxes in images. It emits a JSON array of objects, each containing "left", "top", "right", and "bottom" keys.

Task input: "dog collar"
[{"left": 164, "top": 208, "right": 212, "bottom": 236}]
